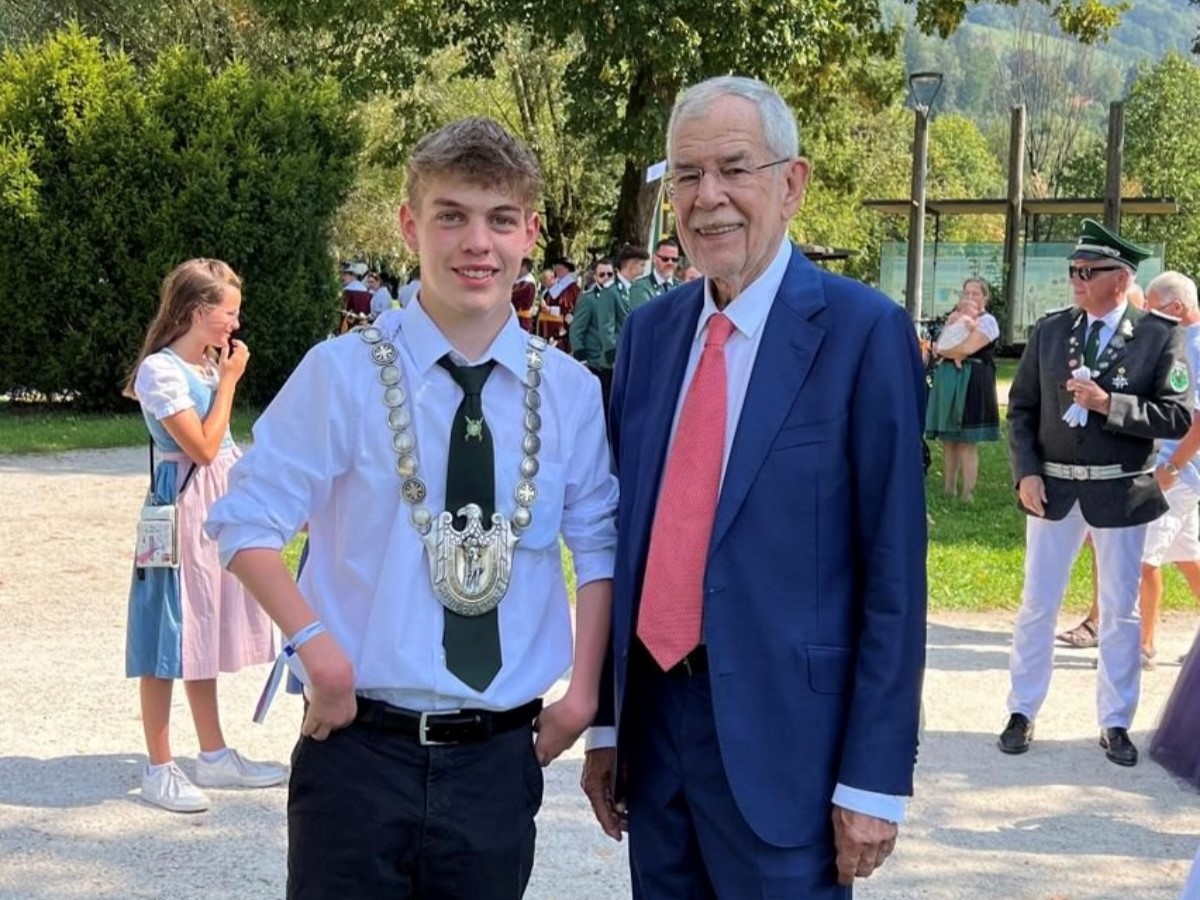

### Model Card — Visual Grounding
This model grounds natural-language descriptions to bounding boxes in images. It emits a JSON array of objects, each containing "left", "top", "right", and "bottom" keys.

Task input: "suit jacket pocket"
[
  {"left": 807, "top": 645, "right": 855, "bottom": 695},
  {"left": 773, "top": 414, "right": 847, "bottom": 451}
]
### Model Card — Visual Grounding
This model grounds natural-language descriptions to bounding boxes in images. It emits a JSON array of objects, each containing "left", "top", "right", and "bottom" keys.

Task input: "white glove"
[{"left": 1062, "top": 365, "right": 1093, "bottom": 428}]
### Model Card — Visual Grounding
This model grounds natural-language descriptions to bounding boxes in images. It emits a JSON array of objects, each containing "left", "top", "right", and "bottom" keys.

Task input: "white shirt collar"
[
  {"left": 547, "top": 274, "right": 576, "bottom": 299},
  {"left": 617, "top": 274, "right": 632, "bottom": 288},
  {"left": 1087, "top": 301, "right": 1128, "bottom": 331},
  {"left": 399, "top": 298, "right": 528, "bottom": 378},
  {"left": 695, "top": 237, "right": 792, "bottom": 343}
]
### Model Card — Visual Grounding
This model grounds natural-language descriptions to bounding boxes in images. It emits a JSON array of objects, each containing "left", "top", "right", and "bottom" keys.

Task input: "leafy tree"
[
  {"left": 1120, "top": 53, "right": 1200, "bottom": 277},
  {"left": 0, "top": 0, "right": 289, "bottom": 68},
  {"left": 387, "top": 30, "right": 622, "bottom": 266},
  {"left": 246, "top": 0, "right": 1127, "bottom": 246}
]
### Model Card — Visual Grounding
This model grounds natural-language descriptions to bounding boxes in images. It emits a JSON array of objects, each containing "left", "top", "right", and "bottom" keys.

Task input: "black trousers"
[{"left": 287, "top": 719, "right": 543, "bottom": 899}]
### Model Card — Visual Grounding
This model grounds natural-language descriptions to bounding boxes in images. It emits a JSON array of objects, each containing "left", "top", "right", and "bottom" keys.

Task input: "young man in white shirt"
[{"left": 207, "top": 117, "right": 617, "bottom": 899}]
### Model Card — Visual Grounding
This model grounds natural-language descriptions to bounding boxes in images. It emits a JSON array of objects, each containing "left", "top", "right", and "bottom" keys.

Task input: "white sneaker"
[
  {"left": 141, "top": 762, "right": 211, "bottom": 813},
  {"left": 194, "top": 748, "right": 286, "bottom": 789}
]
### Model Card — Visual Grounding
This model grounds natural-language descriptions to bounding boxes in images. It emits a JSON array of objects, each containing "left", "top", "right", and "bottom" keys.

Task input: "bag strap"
[{"left": 148, "top": 436, "right": 198, "bottom": 499}]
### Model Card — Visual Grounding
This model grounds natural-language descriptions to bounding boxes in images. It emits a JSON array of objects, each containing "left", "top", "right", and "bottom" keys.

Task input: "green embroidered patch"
[{"left": 1169, "top": 360, "right": 1190, "bottom": 393}]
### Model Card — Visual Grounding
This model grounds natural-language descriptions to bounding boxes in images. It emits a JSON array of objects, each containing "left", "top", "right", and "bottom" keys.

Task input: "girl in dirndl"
[
  {"left": 123, "top": 259, "right": 282, "bottom": 813},
  {"left": 925, "top": 277, "right": 1001, "bottom": 502}
]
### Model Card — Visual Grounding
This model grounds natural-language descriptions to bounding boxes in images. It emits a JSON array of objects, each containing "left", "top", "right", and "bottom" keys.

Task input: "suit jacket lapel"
[{"left": 710, "top": 248, "right": 826, "bottom": 552}]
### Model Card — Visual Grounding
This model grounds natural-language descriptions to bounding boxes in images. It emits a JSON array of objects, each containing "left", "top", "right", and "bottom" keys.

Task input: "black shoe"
[
  {"left": 1100, "top": 727, "right": 1138, "bottom": 767},
  {"left": 998, "top": 713, "right": 1034, "bottom": 754}
]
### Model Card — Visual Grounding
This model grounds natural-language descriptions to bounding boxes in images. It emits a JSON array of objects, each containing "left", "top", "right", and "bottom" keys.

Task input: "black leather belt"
[
  {"left": 668, "top": 645, "right": 709, "bottom": 676},
  {"left": 354, "top": 697, "right": 542, "bottom": 746}
]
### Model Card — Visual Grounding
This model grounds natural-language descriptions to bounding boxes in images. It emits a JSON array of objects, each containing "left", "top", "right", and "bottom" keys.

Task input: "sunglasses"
[
  {"left": 656, "top": 254, "right": 679, "bottom": 264},
  {"left": 595, "top": 271, "right": 614, "bottom": 279},
  {"left": 1068, "top": 264, "right": 1124, "bottom": 282}
]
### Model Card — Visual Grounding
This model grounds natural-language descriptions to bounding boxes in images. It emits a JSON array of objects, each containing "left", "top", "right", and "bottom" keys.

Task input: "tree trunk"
[
  {"left": 611, "top": 158, "right": 664, "bottom": 248},
  {"left": 542, "top": 197, "right": 565, "bottom": 267},
  {"left": 610, "top": 62, "right": 672, "bottom": 248}
]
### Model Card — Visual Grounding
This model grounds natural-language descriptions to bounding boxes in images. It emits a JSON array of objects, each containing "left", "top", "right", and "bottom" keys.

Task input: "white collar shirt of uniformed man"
[
  {"left": 651, "top": 247, "right": 679, "bottom": 288},
  {"left": 584, "top": 234, "right": 909, "bottom": 824},
  {"left": 205, "top": 299, "right": 618, "bottom": 713},
  {"left": 1083, "top": 300, "right": 1130, "bottom": 364}
]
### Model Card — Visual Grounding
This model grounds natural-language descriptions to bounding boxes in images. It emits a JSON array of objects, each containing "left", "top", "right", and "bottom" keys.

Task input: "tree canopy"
[{"left": 244, "top": 0, "right": 1128, "bottom": 245}]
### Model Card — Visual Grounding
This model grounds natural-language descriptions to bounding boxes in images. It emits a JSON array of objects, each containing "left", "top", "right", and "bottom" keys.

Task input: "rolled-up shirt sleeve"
[
  {"left": 205, "top": 343, "right": 351, "bottom": 567},
  {"left": 558, "top": 371, "right": 618, "bottom": 587}
]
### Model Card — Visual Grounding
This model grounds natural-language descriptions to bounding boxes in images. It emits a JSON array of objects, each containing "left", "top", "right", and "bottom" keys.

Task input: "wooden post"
[
  {"left": 1003, "top": 105, "right": 1025, "bottom": 346},
  {"left": 1104, "top": 102, "right": 1124, "bottom": 231}
]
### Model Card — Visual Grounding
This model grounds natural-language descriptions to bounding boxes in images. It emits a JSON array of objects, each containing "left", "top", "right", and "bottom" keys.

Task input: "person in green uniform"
[
  {"left": 570, "top": 244, "right": 649, "bottom": 412},
  {"left": 627, "top": 237, "right": 680, "bottom": 310}
]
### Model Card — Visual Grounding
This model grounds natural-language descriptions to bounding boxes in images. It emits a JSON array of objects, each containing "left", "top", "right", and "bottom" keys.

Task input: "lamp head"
[{"left": 907, "top": 71, "right": 944, "bottom": 113}]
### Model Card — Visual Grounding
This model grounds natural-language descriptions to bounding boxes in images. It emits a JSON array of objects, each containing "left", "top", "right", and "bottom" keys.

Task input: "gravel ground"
[{"left": 1, "top": 446, "right": 1197, "bottom": 900}]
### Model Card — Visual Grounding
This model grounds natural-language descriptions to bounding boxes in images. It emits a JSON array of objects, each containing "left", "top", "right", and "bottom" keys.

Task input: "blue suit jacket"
[{"left": 603, "top": 245, "right": 928, "bottom": 848}]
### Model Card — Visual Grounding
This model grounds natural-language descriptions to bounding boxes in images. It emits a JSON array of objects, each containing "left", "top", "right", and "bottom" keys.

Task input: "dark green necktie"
[
  {"left": 438, "top": 356, "right": 502, "bottom": 692},
  {"left": 1084, "top": 319, "right": 1104, "bottom": 369}
]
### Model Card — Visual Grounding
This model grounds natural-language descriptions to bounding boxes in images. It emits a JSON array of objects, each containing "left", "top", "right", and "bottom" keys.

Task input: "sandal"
[{"left": 1055, "top": 618, "right": 1099, "bottom": 649}]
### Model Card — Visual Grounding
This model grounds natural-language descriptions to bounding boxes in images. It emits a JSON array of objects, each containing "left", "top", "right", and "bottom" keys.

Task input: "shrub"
[{"left": 0, "top": 27, "right": 360, "bottom": 409}]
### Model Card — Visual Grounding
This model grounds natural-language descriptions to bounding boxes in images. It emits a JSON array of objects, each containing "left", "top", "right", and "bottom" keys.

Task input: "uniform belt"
[
  {"left": 668, "top": 645, "right": 709, "bottom": 677},
  {"left": 353, "top": 697, "right": 542, "bottom": 746},
  {"left": 1040, "top": 462, "right": 1150, "bottom": 481}
]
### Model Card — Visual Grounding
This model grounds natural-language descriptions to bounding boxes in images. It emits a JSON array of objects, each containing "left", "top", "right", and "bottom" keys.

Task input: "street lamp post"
[{"left": 905, "top": 71, "right": 944, "bottom": 325}]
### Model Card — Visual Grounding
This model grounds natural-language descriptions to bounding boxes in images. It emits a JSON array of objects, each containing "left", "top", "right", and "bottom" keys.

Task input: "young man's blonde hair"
[{"left": 405, "top": 117, "right": 543, "bottom": 212}]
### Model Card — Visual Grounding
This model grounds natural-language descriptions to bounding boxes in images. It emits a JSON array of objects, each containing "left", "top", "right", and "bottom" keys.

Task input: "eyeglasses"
[
  {"left": 1068, "top": 264, "right": 1124, "bottom": 282},
  {"left": 664, "top": 157, "right": 792, "bottom": 198},
  {"left": 595, "top": 271, "right": 614, "bottom": 280},
  {"left": 654, "top": 254, "right": 678, "bottom": 265}
]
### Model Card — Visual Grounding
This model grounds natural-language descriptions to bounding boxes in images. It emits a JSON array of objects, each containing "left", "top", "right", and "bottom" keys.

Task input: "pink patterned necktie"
[{"left": 637, "top": 312, "right": 735, "bottom": 670}]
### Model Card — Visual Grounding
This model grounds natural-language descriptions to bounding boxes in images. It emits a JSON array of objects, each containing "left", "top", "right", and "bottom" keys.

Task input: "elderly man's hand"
[
  {"left": 832, "top": 806, "right": 898, "bottom": 887},
  {"left": 1018, "top": 474, "right": 1047, "bottom": 517},
  {"left": 1066, "top": 377, "right": 1112, "bottom": 415},
  {"left": 580, "top": 748, "right": 626, "bottom": 841}
]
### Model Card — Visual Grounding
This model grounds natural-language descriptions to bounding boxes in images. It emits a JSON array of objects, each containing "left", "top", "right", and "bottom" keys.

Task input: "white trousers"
[
  {"left": 1007, "top": 502, "right": 1147, "bottom": 728},
  {"left": 1183, "top": 842, "right": 1200, "bottom": 900}
]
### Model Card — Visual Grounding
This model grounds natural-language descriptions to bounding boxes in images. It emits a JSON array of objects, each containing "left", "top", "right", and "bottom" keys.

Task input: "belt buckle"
[
  {"left": 418, "top": 711, "right": 453, "bottom": 746},
  {"left": 1072, "top": 465, "right": 1088, "bottom": 481}
]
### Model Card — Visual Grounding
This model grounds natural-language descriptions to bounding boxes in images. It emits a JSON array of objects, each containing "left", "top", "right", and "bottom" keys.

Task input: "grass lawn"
[
  {"left": 2, "top": 404, "right": 1194, "bottom": 613},
  {"left": 0, "top": 404, "right": 258, "bottom": 455}
]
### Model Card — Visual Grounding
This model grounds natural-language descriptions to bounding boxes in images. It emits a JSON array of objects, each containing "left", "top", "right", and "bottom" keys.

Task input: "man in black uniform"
[{"left": 1001, "top": 219, "right": 1191, "bottom": 766}]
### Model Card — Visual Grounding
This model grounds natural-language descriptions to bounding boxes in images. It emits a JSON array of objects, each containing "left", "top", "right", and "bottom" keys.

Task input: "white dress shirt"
[
  {"left": 589, "top": 238, "right": 907, "bottom": 824},
  {"left": 206, "top": 301, "right": 618, "bottom": 712},
  {"left": 1084, "top": 301, "right": 1129, "bottom": 362}
]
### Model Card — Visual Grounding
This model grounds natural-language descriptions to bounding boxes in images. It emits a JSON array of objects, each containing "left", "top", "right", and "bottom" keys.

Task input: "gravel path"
[{"left": 0, "top": 446, "right": 1197, "bottom": 899}]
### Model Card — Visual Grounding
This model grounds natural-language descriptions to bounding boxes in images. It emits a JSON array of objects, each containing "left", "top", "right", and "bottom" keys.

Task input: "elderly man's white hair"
[
  {"left": 667, "top": 76, "right": 800, "bottom": 161},
  {"left": 1147, "top": 270, "right": 1199, "bottom": 313}
]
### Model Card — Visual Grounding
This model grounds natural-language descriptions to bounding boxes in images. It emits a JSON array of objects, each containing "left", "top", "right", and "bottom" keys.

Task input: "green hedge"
[{"left": 0, "top": 27, "right": 360, "bottom": 409}]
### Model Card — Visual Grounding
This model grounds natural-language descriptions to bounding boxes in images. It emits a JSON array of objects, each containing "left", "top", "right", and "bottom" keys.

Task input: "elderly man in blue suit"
[{"left": 580, "top": 75, "right": 928, "bottom": 897}]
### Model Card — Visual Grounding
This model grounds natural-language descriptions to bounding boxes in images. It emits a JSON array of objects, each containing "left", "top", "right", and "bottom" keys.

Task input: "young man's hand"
[
  {"left": 298, "top": 633, "right": 357, "bottom": 740},
  {"left": 533, "top": 690, "right": 596, "bottom": 765}
]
